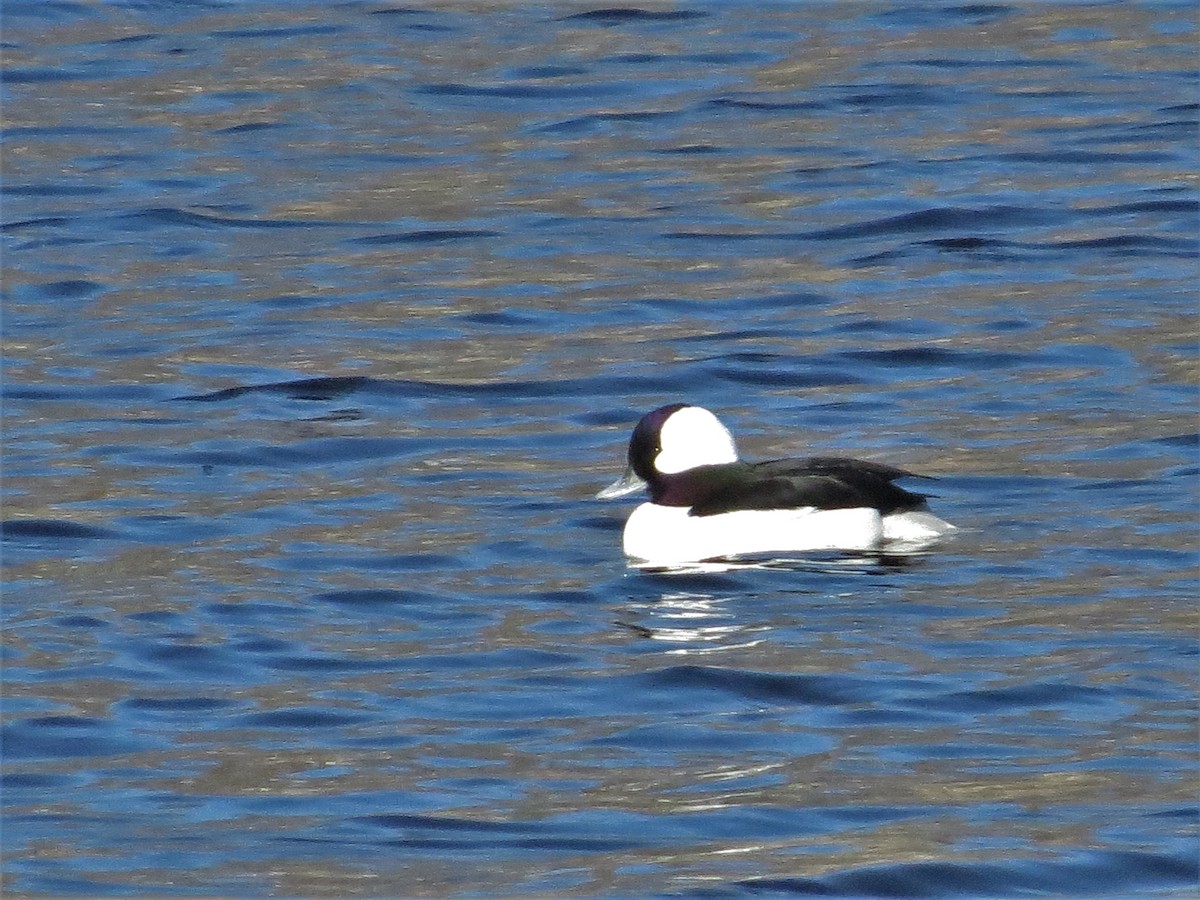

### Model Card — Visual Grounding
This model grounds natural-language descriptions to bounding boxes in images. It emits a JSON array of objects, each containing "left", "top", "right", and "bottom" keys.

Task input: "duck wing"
[
  {"left": 687, "top": 457, "right": 931, "bottom": 517},
  {"left": 760, "top": 456, "right": 931, "bottom": 483}
]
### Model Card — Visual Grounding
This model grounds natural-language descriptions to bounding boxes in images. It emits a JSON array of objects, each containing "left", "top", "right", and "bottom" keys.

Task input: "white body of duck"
[{"left": 597, "top": 404, "right": 955, "bottom": 565}]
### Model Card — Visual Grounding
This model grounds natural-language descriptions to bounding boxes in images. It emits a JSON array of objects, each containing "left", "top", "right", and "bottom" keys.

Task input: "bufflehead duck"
[{"left": 596, "top": 403, "right": 955, "bottom": 564}]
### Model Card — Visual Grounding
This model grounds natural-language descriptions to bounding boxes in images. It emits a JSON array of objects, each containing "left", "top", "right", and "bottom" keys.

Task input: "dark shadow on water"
[
  {"left": 731, "top": 849, "right": 1200, "bottom": 898},
  {"left": 0, "top": 518, "right": 119, "bottom": 541}
]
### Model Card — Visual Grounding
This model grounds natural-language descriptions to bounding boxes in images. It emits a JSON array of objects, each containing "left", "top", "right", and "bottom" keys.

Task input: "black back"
[{"left": 649, "top": 457, "right": 931, "bottom": 517}]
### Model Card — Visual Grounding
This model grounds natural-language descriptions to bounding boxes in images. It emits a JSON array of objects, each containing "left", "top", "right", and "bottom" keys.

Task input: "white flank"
[
  {"left": 622, "top": 504, "right": 957, "bottom": 564},
  {"left": 622, "top": 504, "right": 885, "bottom": 564},
  {"left": 880, "top": 510, "right": 958, "bottom": 548}
]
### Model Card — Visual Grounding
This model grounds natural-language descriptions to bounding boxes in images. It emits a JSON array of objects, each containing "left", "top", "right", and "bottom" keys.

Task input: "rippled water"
[{"left": 3, "top": 2, "right": 1197, "bottom": 897}]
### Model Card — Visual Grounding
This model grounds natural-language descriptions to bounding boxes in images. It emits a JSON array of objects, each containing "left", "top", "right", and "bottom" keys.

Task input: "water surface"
[{"left": 2, "top": 2, "right": 1197, "bottom": 896}]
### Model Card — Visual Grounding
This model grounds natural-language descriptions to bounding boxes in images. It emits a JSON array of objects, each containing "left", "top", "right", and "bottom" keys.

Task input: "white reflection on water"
[
  {"left": 630, "top": 550, "right": 941, "bottom": 576},
  {"left": 620, "top": 591, "right": 769, "bottom": 652}
]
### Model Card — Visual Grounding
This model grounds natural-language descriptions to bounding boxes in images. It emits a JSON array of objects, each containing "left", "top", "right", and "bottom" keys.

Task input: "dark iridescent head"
[
  {"left": 597, "top": 404, "right": 739, "bottom": 499},
  {"left": 626, "top": 402, "right": 688, "bottom": 481}
]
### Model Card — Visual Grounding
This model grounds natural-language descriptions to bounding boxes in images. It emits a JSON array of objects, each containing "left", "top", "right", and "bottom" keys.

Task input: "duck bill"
[{"left": 595, "top": 467, "right": 646, "bottom": 500}]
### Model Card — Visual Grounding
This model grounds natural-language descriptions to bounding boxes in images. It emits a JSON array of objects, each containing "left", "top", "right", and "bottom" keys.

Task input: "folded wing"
[{"left": 688, "top": 457, "right": 932, "bottom": 517}]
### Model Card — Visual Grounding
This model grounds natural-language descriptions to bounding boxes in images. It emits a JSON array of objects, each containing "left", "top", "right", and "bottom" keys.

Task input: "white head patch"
[{"left": 654, "top": 406, "right": 739, "bottom": 474}]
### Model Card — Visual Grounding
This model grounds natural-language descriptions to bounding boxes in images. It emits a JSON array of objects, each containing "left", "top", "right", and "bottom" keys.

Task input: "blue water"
[{"left": 2, "top": 2, "right": 1197, "bottom": 896}]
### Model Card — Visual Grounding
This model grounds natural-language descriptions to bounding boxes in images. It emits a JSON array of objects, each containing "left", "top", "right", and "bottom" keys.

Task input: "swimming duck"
[{"left": 596, "top": 403, "right": 955, "bottom": 564}]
